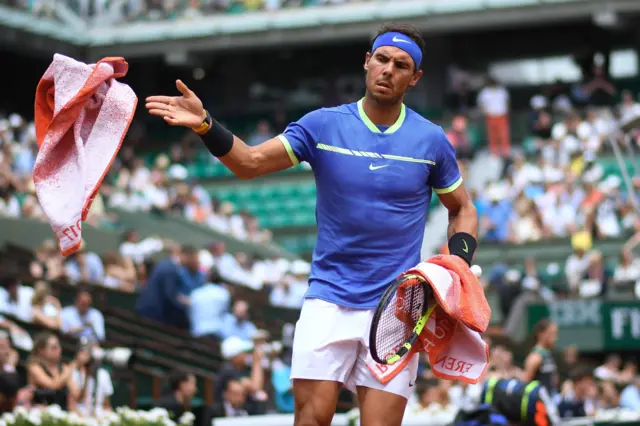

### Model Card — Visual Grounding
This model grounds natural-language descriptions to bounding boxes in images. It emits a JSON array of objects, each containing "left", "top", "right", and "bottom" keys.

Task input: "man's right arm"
[
  {"left": 217, "top": 136, "right": 294, "bottom": 180},
  {"left": 201, "top": 109, "right": 322, "bottom": 180}
]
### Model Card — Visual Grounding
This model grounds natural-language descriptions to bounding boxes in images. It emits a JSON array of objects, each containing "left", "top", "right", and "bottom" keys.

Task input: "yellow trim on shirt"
[
  {"left": 434, "top": 177, "right": 463, "bottom": 194},
  {"left": 278, "top": 135, "right": 300, "bottom": 167}
]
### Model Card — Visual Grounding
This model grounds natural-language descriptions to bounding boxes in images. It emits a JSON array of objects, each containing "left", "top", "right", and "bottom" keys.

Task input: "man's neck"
[
  {"left": 362, "top": 94, "right": 403, "bottom": 127},
  {"left": 174, "top": 391, "right": 184, "bottom": 405}
]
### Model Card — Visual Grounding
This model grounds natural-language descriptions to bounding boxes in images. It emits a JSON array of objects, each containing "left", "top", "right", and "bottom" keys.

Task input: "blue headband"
[{"left": 372, "top": 32, "right": 422, "bottom": 70}]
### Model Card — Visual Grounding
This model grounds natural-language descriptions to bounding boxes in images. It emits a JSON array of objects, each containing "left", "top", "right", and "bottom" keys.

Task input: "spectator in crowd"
[
  {"left": 477, "top": 76, "right": 510, "bottom": 157},
  {"left": 64, "top": 242, "right": 105, "bottom": 285},
  {"left": 565, "top": 231, "right": 593, "bottom": 295},
  {"left": 246, "top": 120, "right": 274, "bottom": 147},
  {"left": 212, "top": 379, "right": 249, "bottom": 418},
  {"left": 69, "top": 341, "right": 114, "bottom": 419},
  {"left": 103, "top": 251, "right": 137, "bottom": 292},
  {"left": 29, "top": 240, "right": 65, "bottom": 281},
  {"left": 135, "top": 244, "right": 196, "bottom": 329},
  {"left": 559, "top": 345, "right": 580, "bottom": 383},
  {"left": 523, "top": 319, "right": 558, "bottom": 395},
  {"left": 0, "top": 274, "right": 34, "bottom": 323},
  {"left": 406, "top": 380, "right": 457, "bottom": 424},
  {"left": 594, "top": 354, "right": 622, "bottom": 383},
  {"left": 0, "top": 331, "right": 21, "bottom": 413},
  {"left": 620, "top": 375, "right": 640, "bottom": 410},
  {"left": 189, "top": 267, "right": 230, "bottom": 339},
  {"left": 26, "top": 332, "right": 75, "bottom": 410},
  {"left": 270, "top": 346, "right": 293, "bottom": 414},
  {"left": 119, "top": 230, "right": 165, "bottom": 266},
  {"left": 61, "top": 288, "right": 106, "bottom": 343},
  {"left": 446, "top": 114, "right": 474, "bottom": 163},
  {"left": 269, "top": 260, "right": 308, "bottom": 309},
  {"left": 611, "top": 249, "right": 640, "bottom": 295},
  {"left": 157, "top": 369, "right": 197, "bottom": 422},
  {"left": 557, "top": 366, "right": 597, "bottom": 418},
  {"left": 216, "top": 336, "right": 267, "bottom": 415},
  {"left": 220, "top": 300, "right": 257, "bottom": 341},
  {"left": 30, "top": 281, "right": 62, "bottom": 330},
  {"left": 177, "top": 245, "right": 205, "bottom": 300}
]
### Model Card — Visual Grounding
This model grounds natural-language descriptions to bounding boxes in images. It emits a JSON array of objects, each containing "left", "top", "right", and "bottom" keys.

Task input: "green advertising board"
[{"left": 527, "top": 300, "right": 640, "bottom": 352}]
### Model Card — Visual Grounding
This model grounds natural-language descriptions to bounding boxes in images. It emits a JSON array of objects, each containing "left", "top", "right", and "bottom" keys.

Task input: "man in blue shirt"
[{"left": 147, "top": 23, "right": 478, "bottom": 426}]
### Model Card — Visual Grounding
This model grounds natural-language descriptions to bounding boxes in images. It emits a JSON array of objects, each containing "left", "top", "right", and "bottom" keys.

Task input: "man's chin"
[{"left": 369, "top": 90, "right": 402, "bottom": 106}]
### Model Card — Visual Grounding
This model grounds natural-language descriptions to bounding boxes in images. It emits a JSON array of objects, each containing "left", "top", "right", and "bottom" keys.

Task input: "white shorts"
[{"left": 290, "top": 298, "right": 418, "bottom": 400}]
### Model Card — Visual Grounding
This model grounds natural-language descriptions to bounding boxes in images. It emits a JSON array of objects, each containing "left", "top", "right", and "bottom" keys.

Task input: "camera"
[
  {"left": 78, "top": 338, "right": 136, "bottom": 370},
  {"left": 91, "top": 346, "right": 136, "bottom": 369}
]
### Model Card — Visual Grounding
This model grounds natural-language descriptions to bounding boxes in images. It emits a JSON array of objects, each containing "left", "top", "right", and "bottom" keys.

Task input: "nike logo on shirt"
[
  {"left": 369, "top": 164, "right": 389, "bottom": 171},
  {"left": 392, "top": 36, "right": 411, "bottom": 44}
]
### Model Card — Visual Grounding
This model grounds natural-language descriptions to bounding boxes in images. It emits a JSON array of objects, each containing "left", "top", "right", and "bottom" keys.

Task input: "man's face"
[
  {"left": 181, "top": 374, "right": 197, "bottom": 400},
  {"left": 233, "top": 301, "right": 248, "bottom": 321},
  {"left": 575, "top": 376, "right": 596, "bottom": 398},
  {"left": 224, "top": 380, "right": 246, "bottom": 408},
  {"left": 544, "top": 324, "right": 558, "bottom": 347},
  {"left": 76, "top": 292, "right": 92, "bottom": 314},
  {"left": 181, "top": 253, "right": 200, "bottom": 271},
  {"left": 364, "top": 46, "right": 422, "bottom": 105}
]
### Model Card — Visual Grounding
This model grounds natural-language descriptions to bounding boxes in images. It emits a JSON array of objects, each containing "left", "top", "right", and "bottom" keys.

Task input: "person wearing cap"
[
  {"left": 215, "top": 336, "right": 266, "bottom": 415},
  {"left": 146, "top": 21, "right": 478, "bottom": 426}
]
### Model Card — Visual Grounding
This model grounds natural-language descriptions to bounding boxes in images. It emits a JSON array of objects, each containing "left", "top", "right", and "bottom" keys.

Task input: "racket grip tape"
[{"left": 448, "top": 232, "right": 477, "bottom": 266}]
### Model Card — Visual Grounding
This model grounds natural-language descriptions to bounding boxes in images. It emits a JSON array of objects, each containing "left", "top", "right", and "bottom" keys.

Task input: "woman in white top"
[
  {"left": 31, "top": 282, "right": 62, "bottom": 330},
  {"left": 70, "top": 343, "right": 114, "bottom": 419}
]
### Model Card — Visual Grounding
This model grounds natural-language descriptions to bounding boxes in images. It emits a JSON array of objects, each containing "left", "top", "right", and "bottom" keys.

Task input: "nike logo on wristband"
[{"left": 462, "top": 240, "right": 468, "bottom": 253}]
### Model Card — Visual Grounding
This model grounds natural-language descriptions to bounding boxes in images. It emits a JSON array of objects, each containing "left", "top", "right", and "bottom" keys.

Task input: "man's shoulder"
[
  {"left": 303, "top": 103, "right": 356, "bottom": 121},
  {"left": 404, "top": 107, "right": 444, "bottom": 133}
]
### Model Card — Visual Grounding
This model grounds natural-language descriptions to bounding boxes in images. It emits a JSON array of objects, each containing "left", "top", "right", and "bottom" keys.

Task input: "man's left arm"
[
  {"left": 430, "top": 129, "right": 478, "bottom": 265},
  {"left": 439, "top": 186, "right": 478, "bottom": 239}
]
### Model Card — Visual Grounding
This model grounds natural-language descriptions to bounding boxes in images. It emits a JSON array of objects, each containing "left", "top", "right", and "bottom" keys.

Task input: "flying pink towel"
[
  {"left": 33, "top": 54, "right": 137, "bottom": 256},
  {"left": 368, "top": 255, "right": 490, "bottom": 384}
]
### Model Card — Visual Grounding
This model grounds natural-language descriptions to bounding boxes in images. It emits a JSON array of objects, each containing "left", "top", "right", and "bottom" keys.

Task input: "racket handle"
[{"left": 470, "top": 265, "right": 482, "bottom": 277}]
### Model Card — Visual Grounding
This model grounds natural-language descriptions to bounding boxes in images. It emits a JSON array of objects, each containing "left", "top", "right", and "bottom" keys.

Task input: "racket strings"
[{"left": 374, "top": 278, "right": 426, "bottom": 361}]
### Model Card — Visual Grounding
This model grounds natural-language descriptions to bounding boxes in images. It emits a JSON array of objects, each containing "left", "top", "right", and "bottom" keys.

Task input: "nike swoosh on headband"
[{"left": 392, "top": 36, "right": 411, "bottom": 44}]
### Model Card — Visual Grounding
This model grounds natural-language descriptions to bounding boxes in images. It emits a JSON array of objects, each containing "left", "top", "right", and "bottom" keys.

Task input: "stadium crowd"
[{"left": 1, "top": 47, "right": 640, "bottom": 423}]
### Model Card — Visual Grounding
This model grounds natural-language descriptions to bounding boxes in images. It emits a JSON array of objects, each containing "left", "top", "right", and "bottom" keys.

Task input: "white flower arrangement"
[{"left": 0, "top": 405, "right": 195, "bottom": 426}]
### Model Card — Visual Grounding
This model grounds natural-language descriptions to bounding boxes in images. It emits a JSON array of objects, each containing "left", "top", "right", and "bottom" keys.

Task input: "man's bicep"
[
  {"left": 251, "top": 137, "right": 298, "bottom": 176},
  {"left": 278, "top": 109, "right": 323, "bottom": 165},
  {"left": 437, "top": 184, "right": 470, "bottom": 212}
]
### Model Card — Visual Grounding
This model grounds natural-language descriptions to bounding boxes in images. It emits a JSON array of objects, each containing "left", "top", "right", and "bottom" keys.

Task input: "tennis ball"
[{"left": 470, "top": 265, "right": 482, "bottom": 277}]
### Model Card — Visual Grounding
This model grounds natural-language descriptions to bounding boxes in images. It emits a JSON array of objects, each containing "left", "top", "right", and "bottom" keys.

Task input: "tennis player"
[{"left": 147, "top": 23, "right": 478, "bottom": 426}]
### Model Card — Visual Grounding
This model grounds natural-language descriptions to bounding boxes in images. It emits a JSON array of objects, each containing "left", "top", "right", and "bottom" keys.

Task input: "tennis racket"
[{"left": 369, "top": 274, "right": 435, "bottom": 365}]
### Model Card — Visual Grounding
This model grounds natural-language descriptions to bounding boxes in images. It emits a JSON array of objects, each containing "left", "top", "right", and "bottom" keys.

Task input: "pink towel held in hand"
[
  {"left": 367, "top": 255, "right": 491, "bottom": 385},
  {"left": 33, "top": 54, "right": 137, "bottom": 256}
]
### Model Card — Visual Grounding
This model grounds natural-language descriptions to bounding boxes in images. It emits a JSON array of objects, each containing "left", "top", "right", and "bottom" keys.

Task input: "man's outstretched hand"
[{"left": 146, "top": 80, "right": 204, "bottom": 128}]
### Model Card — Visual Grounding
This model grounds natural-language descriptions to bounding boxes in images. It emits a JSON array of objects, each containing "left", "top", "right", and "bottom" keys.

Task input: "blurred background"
[{"left": 0, "top": 0, "right": 640, "bottom": 425}]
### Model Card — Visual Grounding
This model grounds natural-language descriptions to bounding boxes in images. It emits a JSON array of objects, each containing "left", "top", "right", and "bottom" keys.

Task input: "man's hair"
[
  {"left": 181, "top": 245, "right": 198, "bottom": 256},
  {"left": 167, "top": 369, "right": 191, "bottom": 391},
  {"left": 569, "top": 365, "right": 594, "bottom": 383},
  {"left": 372, "top": 23, "right": 426, "bottom": 59}
]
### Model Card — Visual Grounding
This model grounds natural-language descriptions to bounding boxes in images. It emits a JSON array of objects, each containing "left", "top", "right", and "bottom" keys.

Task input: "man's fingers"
[
  {"left": 176, "top": 80, "right": 192, "bottom": 97},
  {"left": 145, "top": 95, "right": 174, "bottom": 104},
  {"left": 146, "top": 102, "right": 173, "bottom": 111},
  {"left": 148, "top": 109, "right": 170, "bottom": 118}
]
